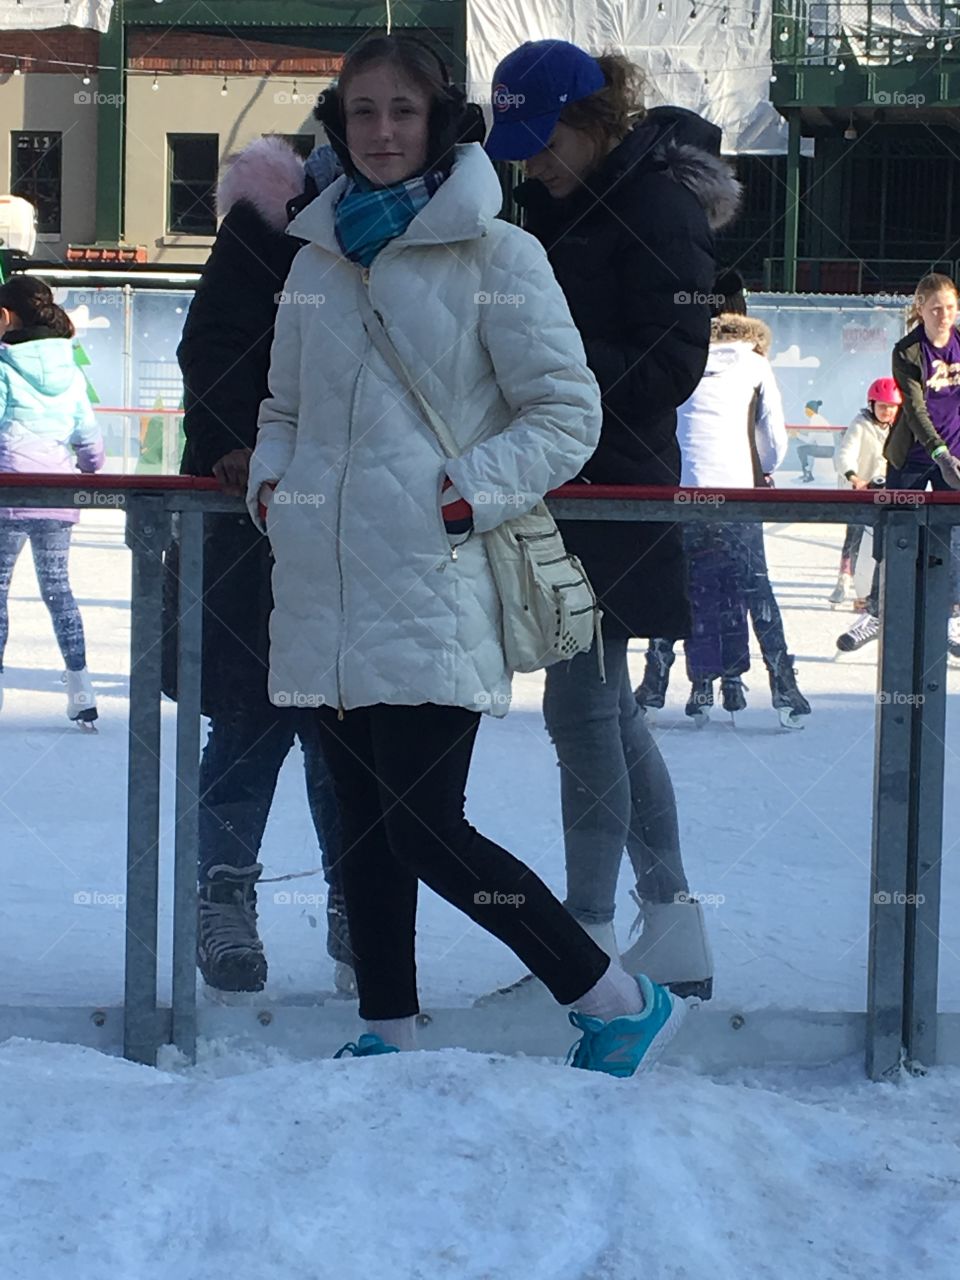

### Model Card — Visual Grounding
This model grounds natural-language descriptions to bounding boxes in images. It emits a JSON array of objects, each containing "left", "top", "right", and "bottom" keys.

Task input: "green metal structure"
[
  {"left": 94, "top": 0, "right": 467, "bottom": 246},
  {"left": 761, "top": 1, "right": 960, "bottom": 293}
]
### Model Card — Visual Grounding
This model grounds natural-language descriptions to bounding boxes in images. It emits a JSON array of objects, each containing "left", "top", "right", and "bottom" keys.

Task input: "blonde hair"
[
  {"left": 558, "top": 52, "right": 646, "bottom": 151},
  {"left": 907, "top": 272, "right": 958, "bottom": 328}
]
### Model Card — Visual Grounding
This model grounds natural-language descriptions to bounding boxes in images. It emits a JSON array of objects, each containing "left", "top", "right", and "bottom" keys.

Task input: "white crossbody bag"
[{"left": 356, "top": 279, "right": 603, "bottom": 677}]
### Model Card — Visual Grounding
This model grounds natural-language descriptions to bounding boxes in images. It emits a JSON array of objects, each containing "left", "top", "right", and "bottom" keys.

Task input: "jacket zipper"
[{"left": 335, "top": 276, "right": 372, "bottom": 718}]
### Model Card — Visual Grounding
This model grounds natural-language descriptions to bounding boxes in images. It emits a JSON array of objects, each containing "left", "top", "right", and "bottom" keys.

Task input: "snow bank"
[{"left": 2, "top": 1039, "right": 959, "bottom": 1280}]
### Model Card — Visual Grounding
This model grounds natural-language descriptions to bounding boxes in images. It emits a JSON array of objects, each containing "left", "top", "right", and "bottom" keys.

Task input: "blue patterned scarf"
[{"left": 334, "top": 169, "right": 446, "bottom": 268}]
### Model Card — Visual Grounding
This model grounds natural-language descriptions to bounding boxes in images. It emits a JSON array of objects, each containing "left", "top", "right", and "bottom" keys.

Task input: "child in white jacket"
[{"left": 829, "top": 377, "right": 901, "bottom": 604}]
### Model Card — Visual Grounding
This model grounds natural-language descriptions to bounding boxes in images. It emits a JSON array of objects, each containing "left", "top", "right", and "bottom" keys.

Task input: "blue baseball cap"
[{"left": 485, "top": 40, "right": 606, "bottom": 162}]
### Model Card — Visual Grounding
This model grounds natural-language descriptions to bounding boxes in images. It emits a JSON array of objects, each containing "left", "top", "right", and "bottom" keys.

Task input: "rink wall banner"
[
  {"left": 53, "top": 285, "right": 910, "bottom": 475},
  {"left": 466, "top": 0, "right": 785, "bottom": 153},
  {"left": 0, "top": 0, "right": 113, "bottom": 31}
]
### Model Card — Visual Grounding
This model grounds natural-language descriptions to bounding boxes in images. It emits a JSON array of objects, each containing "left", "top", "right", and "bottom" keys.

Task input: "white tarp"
[
  {"left": 0, "top": 0, "right": 113, "bottom": 33},
  {"left": 467, "top": 0, "right": 787, "bottom": 154}
]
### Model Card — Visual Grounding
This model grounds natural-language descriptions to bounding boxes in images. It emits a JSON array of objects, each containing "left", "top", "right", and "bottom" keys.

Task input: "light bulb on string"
[
  {"left": 657, "top": 1, "right": 665, "bottom": 14},
  {"left": 838, "top": 59, "right": 846, "bottom": 71},
  {"left": 152, "top": 74, "right": 159, "bottom": 91},
  {"left": 769, "top": 71, "right": 777, "bottom": 83},
  {"left": 779, "top": 28, "right": 789, "bottom": 41},
  {"left": 220, "top": 76, "right": 228, "bottom": 95},
  {"left": 906, "top": 52, "right": 914, "bottom": 62},
  {"left": 13, "top": 59, "right": 21, "bottom": 76},
  {"left": 82, "top": 68, "right": 91, "bottom": 85},
  {"left": 927, "top": 37, "right": 936, "bottom": 49},
  {"left": 947, "top": 40, "right": 955, "bottom": 52}
]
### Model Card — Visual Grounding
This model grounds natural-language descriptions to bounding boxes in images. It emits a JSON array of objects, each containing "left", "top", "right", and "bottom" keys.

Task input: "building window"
[
  {"left": 11, "top": 131, "right": 62, "bottom": 235},
  {"left": 267, "top": 134, "right": 316, "bottom": 159},
  {"left": 167, "top": 135, "right": 219, "bottom": 235}
]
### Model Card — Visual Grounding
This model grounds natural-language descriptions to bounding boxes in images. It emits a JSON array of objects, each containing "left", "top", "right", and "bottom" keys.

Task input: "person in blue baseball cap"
[{"left": 481, "top": 41, "right": 742, "bottom": 1012}]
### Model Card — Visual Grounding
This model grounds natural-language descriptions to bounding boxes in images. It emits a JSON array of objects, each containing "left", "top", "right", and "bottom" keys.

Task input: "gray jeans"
[{"left": 542, "top": 633, "right": 689, "bottom": 924}]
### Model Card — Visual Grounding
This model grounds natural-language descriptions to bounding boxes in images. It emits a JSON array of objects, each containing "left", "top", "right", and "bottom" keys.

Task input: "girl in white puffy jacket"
[
  {"left": 829, "top": 377, "right": 901, "bottom": 604},
  {"left": 246, "top": 36, "right": 687, "bottom": 1074}
]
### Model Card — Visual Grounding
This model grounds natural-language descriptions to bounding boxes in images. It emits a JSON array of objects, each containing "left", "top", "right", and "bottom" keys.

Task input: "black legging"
[{"left": 316, "top": 702, "right": 607, "bottom": 1021}]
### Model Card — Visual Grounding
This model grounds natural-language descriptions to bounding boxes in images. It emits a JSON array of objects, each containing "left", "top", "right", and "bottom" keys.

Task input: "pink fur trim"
[{"left": 217, "top": 136, "right": 306, "bottom": 230}]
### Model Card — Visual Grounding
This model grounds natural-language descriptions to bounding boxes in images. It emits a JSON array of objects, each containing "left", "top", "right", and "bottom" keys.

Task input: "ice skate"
[
  {"left": 685, "top": 678, "right": 713, "bottom": 726},
  {"left": 634, "top": 638, "right": 675, "bottom": 717},
  {"left": 620, "top": 894, "right": 714, "bottom": 1002},
  {"left": 65, "top": 668, "right": 98, "bottom": 730},
  {"left": 836, "top": 612, "right": 880, "bottom": 653},
  {"left": 566, "top": 974, "right": 687, "bottom": 1077},
  {"left": 197, "top": 865, "right": 267, "bottom": 994},
  {"left": 473, "top": 920, "right": 617, "bottom": 1010},
  {"left": 334, "top": 1033, "right": 399, "bottom": 1058},
  {"left": 720, "top": 676, "right": 747, "bottom": 720},
  {"left": 766, "top": 651, "right": 811, "bottom": 728},
  {"left": 828, "top": 572, "right": 854, "bottom": 606}
]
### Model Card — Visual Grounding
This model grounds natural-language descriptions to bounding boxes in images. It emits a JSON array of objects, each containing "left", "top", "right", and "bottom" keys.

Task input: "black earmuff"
[{"left": 313, "top": 36, "right": 484, "bottom": 177}]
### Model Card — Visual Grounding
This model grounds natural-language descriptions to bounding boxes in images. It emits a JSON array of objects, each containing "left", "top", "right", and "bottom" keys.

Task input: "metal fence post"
[
  {"left": 171, "top": 510, "right": 204, "bottom": 1062},
  {"left": 123, "top": 495, "right": 170, "bottom": 1066},
  {"left": 903, "top": 510, "right": 953, "bottom": 1069},
  {"left": 867, "top": 509, "right": 921, "bottom": 1079}
]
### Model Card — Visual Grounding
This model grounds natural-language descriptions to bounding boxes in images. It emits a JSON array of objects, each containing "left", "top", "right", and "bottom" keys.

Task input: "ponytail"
[
  {"left": 907, "top": 272, "right": 958, "bottom": 330},
  {"left": 0, "top": 276, "right": 74, "bottom": 339}
]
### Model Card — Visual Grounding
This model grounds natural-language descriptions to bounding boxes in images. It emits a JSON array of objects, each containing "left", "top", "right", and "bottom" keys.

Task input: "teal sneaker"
[
  {"left": 566, "top": 974, "right": 686, "bottom": 1078},
  {"left": 334, "top": 1033, "right": 400, "bottom": 1059}
]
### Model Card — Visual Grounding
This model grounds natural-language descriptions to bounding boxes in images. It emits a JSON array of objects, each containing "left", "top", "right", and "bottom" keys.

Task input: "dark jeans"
[
  {"left": 797, "top": 443, "right": 834, "bottom": 477},
  {"left": 840, "top": 524, "right": 866, "bottom": 570},
  {"left": 0, "top": 519, "right": 87, "bottom": 672},
  {"left": 739, "top": 522, "right": 790, "bottom": 667},
  {"left": 315, "top": 702, "right": 608, "bottom": 1022},
  {"left": 198, "top": 703, "right": 349, "bottom": 962},
  {"left": 683, "top": 523, "right": 750, "bottom": 679}
]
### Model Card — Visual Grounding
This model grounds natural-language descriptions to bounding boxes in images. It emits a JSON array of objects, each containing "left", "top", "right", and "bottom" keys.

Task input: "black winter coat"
[
  {"left": 518, "top": 108, "right": 741, "bottom": 639},
  {"left": 164, "top": 143, "right": 316, "bottom": 716}
]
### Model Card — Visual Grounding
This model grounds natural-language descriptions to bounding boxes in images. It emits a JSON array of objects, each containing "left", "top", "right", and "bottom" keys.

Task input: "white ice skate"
[
  {"left": 65, "top": 668, "right": 98, "bottom": 730},
  {"left": 949, "top": 614, "right": 960, "bottom": 660},
  {"left": 619, "top": 895, "right": 714, "bottom": 1003},
  {"left": 473, "top": 920, "right": 619, "bottom": 1009},
  {"left": 828, "top": 572, "right": 854, "bottom": 606}
]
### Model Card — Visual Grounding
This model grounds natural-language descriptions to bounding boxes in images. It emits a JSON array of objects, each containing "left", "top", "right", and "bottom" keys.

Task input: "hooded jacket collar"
[
  {"left": 517, "top": 111, "right": 741, "bottom": 233},
  {"left": 286, "top": 143, "right": 503, "bottom": 257},
  {"left": 710, "top": 313, "right": 772, "bottom": 356}
]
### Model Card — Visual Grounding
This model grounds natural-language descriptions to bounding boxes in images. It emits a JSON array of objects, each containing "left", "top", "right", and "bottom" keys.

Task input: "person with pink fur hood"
[{"left": 170, "top": 132, "right": 352, "bottom": 998}]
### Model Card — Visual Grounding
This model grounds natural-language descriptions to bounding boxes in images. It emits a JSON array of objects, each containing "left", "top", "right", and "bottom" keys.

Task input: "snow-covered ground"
[{"left": 3, "top": 496, "right": 960, "bottom": 1278}]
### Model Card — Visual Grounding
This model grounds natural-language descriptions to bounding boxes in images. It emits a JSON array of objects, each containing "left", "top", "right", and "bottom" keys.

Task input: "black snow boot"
[
  {"left": 197, "top": 864, "right": 267, "bottom": 993},
  {"left": 720, "top": 676, "right": 747, "bottom": 714},
  {"left": 635, "top": 638, "right": 676, "bottom": 711},
  {"left": 766, "top": 652, "right": 811, "bottom": 725}
]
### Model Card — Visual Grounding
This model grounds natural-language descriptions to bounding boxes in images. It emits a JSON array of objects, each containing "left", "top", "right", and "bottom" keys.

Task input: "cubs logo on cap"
[{"left": 485, "top": 40, "right": 606, "bottom": 161}]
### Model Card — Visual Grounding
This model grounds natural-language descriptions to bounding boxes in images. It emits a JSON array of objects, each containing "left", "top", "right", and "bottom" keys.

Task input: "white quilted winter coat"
[{"left": 247, "top": 144, "right": 602, "bottom": 717}]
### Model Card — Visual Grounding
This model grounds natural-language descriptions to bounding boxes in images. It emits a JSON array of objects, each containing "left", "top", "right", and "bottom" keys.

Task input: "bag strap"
[{"left": 355, "top": 275, "right": 462, "bottom": 460}]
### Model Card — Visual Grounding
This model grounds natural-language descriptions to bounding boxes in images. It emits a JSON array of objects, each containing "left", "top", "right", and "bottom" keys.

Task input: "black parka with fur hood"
[{"left": 518, "top": 107, "right": 741, "bottom": 639}]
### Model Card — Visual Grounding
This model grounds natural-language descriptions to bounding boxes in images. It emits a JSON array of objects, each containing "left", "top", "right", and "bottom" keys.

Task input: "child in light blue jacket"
[{"left": 0, "top": 276, "right": 104, "bottom": 724}]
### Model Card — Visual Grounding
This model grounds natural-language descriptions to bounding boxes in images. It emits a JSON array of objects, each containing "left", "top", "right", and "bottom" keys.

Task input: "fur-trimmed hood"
[
  {"left": 710, "top": 313, "right": 772, "bottom": 356},
  {"left": 217, "top": 135, "right": 307, "bottom": 229}
]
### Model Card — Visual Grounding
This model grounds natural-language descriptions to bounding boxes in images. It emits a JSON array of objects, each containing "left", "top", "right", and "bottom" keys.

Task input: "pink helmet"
[{"left": 867, "top": 376, "right": 902, "bottom": 406}]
